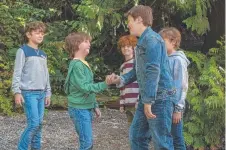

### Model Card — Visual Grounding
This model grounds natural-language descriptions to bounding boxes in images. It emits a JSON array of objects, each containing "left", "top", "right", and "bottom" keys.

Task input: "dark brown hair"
[
  {"left": 64, "top": 32, "right": 92, "bottom": 58},
  {"left": 118, "top": 35, "right": 137, "bottom": 49},
  {"left": 159, "top": 27, "right": 181, "bottom": 49},
  {"left": 125, "top": 5, "right": 153, "bottom": 26}
]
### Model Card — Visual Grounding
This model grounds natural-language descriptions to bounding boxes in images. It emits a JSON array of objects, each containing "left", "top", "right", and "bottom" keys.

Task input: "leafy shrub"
[
  {"left": 184, "top": 37, "right": 225, "bottom": 149},
  {"left": 0, "top": 96, "right": 13, "bottom": 116}
]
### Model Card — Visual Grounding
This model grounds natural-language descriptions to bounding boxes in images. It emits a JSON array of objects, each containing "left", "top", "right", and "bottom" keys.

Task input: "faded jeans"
[
  {"left": 18, "top": 90, "right": 46, "bottom": 150},
  {"left": 171, "top": 119, "right": 186, "bottom": 150},
  {"left": 129, "top": 99, "right": 174, "bottom": 150},
  {"left": 68, "top": 107, "right": 93, "bottom": 150}
]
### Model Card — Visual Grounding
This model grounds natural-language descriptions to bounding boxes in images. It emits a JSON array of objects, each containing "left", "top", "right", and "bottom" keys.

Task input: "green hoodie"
[{"left": 64, "top": 59, "right": 108, "bottom": 109}]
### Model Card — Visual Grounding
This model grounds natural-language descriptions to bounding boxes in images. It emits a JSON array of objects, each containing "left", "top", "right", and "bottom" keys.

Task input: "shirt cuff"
[
  {"left": 174, "top": 105, "right": 184, "bottom": 112},
  {"left": 45, "top": 91, "right": 52, "bottom": 98},
  {"left": 142, "top": 97, "right": 155, "bottom": 105},
  {"left": 94, "top": 102, "right": 99, "bottom": 108},
  {"left": 116, "top": 77, "right": 125, "bottom": 88},
  {"left": 13, "top": 89, "right": 21, "bottom": 95}
]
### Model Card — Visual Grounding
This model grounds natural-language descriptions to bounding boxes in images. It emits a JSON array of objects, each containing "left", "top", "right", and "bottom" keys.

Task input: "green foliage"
[
  {"left": 0, "top": 1, "right": 224, "bottom": 148},
  {"left": 168, "top": 0, "right": 211, "bottom": 35},
  {"left": 183, "top": 16, "right": 209, "bottom": 35},
  {"left": 87, "top": 55, "right": 112, "bottom": 81},
  {"left": 0, "top": 96, "right": 13, "bottom": 116},
  {"left": 208, "top": 36, "right": 225, "bottom": 68},
  {"left": 70, "top": 0, "right": 129, "bottom": 39},
  {"left": 184, "top": 37, "right": 225, "bottom": 148},
  {"left": 50, "top": 94, "right": 68, "bottom": 109}
]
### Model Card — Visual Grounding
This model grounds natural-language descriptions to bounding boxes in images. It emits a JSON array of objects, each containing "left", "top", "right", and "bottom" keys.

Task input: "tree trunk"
[{"left": 201, "top": 0, "right": 225, "bottom": 53}]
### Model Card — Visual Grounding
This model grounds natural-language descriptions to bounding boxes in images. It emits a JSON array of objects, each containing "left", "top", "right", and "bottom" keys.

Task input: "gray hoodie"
[{"left": 168, "top": 51, "right": 190, "bottom": 112}]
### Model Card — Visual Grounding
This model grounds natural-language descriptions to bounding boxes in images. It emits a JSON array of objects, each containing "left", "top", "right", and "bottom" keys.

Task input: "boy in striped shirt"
[{"left": 118, "top": 35, "right": 139, "bottom": 124}]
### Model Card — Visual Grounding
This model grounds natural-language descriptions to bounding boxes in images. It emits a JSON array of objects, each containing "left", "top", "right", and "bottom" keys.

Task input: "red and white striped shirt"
[{"left": 119, "top": 58, "right": 139, "bottom": 107}]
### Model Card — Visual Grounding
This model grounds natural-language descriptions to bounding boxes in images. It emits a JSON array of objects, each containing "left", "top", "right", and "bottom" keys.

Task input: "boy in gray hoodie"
[
  {"left": 159, "top": 27, "right": 190, "bottom": 150},
  {"left": 12, "top": 21, "right": 51, "bottom": 150}
]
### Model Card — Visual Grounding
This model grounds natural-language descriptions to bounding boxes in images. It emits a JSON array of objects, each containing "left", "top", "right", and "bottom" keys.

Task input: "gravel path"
[{"left": 0, "top": 109, "right": 153, "bottom": 150}]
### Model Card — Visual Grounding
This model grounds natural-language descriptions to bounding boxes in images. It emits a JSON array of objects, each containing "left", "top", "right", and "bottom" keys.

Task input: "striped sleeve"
[{"left": 120, "top": 59, "right": 139, "bottom": 107}]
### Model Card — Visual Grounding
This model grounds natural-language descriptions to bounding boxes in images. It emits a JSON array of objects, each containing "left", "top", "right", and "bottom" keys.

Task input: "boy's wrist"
[
  {"left": 102, "top": 81, "right": 108, "bottom": 89},
  {"left": 174, "top": 106, "right": 184, "bottom": 112},
  {"left": 14, "top": 93, "right": 21, "bottom": 96}
]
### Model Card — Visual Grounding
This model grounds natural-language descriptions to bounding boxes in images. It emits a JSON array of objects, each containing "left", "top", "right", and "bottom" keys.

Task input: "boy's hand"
[
  {"left": 106, "top": 73, "right": 120, "bottom": 85},
  {"left": 105, "top": 74, "right": 113, "bottom": 85},
  {"left": 119, "top": 106, "right": 124, "bottom": 113},
  {"left": 144, "top": 104, "right": 156, "bottom": 119},
  {"left": 172, "top": 112, "right": 182, "bottom": 124},
  {"left": 45, "top": 97, "right": 51, "bottom": 107},
  {"left": 15, "top": 93, "right": 23, "bottom": 106},
  {"left": 112, "top": 74, "right": 121, "bottom": 84},
  {"left": 105, "top": 73, "right": 115, "bottom": 85},
  {"left": 94, "top": 108, "right": 101, "bottom": 118}
]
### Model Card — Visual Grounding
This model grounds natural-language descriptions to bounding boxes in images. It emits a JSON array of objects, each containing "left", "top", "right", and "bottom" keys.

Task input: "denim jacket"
[
  {"left": 168, "top": 51, "right": 190, "bottom": 112},
  {"left": 120, "top": 27, "right": 175, "bottom": 104}
]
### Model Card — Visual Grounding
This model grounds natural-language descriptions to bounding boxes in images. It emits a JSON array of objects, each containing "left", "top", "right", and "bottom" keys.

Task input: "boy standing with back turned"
[{"left": 159, "top": 27, "right": 190, "bottom": 150}]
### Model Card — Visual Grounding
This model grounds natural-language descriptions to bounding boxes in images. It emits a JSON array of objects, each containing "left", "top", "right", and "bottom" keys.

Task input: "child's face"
[
  {"left": 121, "top": 46, "right": 134, "bottom": 57},
  {"left": 26, "top": 29, "right": 45, "bottom": 45},
  {"left": 78, "top": 40, "right": 91, "bottom": 56},
  {"left": 127, "top": 15, "right": 142, "bottom": 37},
  {"left": 164, "top": 38, "right": 176, "bottom": 55}
]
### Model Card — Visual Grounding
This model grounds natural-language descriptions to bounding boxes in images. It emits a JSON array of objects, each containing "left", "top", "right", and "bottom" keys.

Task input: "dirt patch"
[{"left": 0, "top": 109, "right": 154, "bottom": 150}]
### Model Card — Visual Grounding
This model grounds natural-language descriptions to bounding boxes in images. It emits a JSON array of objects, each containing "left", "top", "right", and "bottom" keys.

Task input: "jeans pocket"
[{"left": 21, "top": 91, "right": 31, "bottom": 99}]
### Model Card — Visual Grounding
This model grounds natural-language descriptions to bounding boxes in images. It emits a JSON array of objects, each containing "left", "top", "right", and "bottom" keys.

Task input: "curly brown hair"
[
  {"left": 65, "top": 32, "right": 92, "bottom": 58},
  {"left": 117, "top": 35, "right": 137, "bottom": 50},
  {"left": 24, "top": 21, "right": 46, "bottom": 42}
]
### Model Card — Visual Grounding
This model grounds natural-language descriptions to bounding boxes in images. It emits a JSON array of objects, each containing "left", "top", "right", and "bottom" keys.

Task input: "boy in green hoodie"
[{"left": 64, "top": 32, "right": 112, "bottom": 150}]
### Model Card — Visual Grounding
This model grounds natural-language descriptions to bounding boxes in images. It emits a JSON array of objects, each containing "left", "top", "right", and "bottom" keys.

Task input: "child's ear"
[
  {"left": 172, "top": 40, "right": 177, "bottom": 48},
  {"left": 25, "top": 32, "right": 31, "bottom": 39}
]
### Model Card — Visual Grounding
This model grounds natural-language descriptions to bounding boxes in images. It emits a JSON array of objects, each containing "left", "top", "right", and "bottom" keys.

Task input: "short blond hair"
[
  {"left": 65, "top": 32, "right": 92, "bottom": 58},
  {"left": 159, "top": 27, "right": 181, "bottom": 49}
]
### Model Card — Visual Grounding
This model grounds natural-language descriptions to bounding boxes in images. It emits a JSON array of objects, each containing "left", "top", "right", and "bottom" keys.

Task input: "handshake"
[{"left": 105, "top": 73, "right": 121, "bottom": 85}]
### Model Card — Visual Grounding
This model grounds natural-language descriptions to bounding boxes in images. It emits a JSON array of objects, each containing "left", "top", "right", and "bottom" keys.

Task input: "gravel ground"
[{"left": 0, "top": 109, "right": 154, "bottom": 150}]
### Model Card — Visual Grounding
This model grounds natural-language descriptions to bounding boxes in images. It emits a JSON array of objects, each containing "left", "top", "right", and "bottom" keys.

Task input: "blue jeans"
[
  {"left": 18, "top": 91, "right": 46, "bottom": 150},
  {"left": 171, "top": 120, "right": 186, "bottom": 150},
  {"left": 68, "top": 107, "right": 93, "bottom": 150},
  {"left": 129, "top": 100, "right": 174, "bottom": 150}
]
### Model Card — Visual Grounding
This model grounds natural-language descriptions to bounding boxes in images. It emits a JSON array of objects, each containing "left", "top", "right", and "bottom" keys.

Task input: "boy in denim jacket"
[
  {"left": 12, "top": 21, "right": 51, "bottom": 150},
  {"left": 64, "top": 32, "right": 113, "bottom": 150},
  {"left": 159, "top": 27, "right": 190, "bottom": 150},
  {"left": 108, "top": 5, "right": 176, "bottom": 150}
]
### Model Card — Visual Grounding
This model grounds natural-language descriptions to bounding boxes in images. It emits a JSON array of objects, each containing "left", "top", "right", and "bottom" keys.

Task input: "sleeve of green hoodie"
[{"left": 72, "top": 61, "right": 108, "bottom": 94}]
